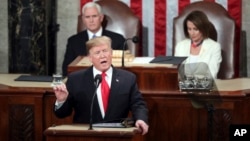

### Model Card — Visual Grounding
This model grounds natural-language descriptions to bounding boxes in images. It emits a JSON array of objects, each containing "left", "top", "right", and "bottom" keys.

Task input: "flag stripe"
[
  {"left": 179, "top": 0, "right": 191, "bottom": 14},
  {"left": 166, "top": 0, "right": 178, "bottom": 55},
  {"left": 142, "top": 1, "right": 155, "bottom": 56},
  {"left": 80, "top": 0, "right": 92, "bottom": 12},
  {"left": 216, "top": 0, "right": 228, "bottom": 10},
  {"left": 227, "top": 0, "right": 242, "bottom": 77},
  {"left": 155, "top": 0, "right": 167, "bottom": 56},
  {"left": 130, "top": 0, "right": 143, "bottom": 56}
]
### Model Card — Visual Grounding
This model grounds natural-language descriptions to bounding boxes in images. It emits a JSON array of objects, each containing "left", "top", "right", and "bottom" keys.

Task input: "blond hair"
[{"left": 86, "top": 36, "right": 112, "bottom": 53}]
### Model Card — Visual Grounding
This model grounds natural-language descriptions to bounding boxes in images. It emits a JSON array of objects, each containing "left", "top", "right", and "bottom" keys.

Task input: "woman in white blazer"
[{"left": 175, "top": 11, "right": 222, "bottom": 79}]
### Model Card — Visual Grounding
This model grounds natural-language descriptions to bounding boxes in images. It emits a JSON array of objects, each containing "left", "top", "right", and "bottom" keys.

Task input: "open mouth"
[{"left": 101, "top": 61, "right": 107, "bottom": 64}]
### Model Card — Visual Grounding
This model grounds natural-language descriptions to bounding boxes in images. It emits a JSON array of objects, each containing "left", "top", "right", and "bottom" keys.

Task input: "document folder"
[
  {"left": 150, "top": 56, "right": 187, "bottom": 65},
  {"left": 14, "top": 75, "right": 53, "bottom": 82}
]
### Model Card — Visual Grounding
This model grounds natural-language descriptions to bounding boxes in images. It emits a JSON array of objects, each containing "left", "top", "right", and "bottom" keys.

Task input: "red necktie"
[{"left": 101, "top": 72, "right": 110, "bottom": 113}]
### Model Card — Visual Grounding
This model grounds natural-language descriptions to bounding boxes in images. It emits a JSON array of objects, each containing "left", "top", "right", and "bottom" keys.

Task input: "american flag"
[{"left": 80, "top": 0, "right": 242, "bottom": 73}]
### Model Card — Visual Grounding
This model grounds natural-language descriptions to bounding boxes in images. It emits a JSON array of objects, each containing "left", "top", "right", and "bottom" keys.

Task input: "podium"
[
  {"left": 44, "top": 124, "right": 143, "bottom": 141},
  {"left": 1, "top": 74, "right": 250, "bottom": 140},
  {"left": 68, "top": 56, "right": 179, "bottom": 91}
]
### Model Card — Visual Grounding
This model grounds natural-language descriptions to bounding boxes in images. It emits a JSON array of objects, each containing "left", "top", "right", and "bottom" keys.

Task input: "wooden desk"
[
  {"left": 1, "top": 74, "right": 250, "bottom": 141},
  {"left": 0, "top": 74, "right": 69, "bottom": 141},
  {"left": 44, "top": 124, "right": 143, "bottom": 141},
  {"left": 0, "top": 74, "right": 51, "bottom": 141},
  {"left": 68, "top": 56, "right": 179, "bottom": 91}
]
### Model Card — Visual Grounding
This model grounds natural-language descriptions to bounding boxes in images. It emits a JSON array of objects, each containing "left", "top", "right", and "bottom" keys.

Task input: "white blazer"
[{"left": 175, "top": 38, "right": 222, "bottom": 78}]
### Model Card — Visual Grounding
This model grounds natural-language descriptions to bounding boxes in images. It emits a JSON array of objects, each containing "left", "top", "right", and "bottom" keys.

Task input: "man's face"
[
  {"left": 88, "top": 44, "right": 112, "bottom": 72},
  {"left": 82, "top": 7, "right": 104, "bottom": 33}
]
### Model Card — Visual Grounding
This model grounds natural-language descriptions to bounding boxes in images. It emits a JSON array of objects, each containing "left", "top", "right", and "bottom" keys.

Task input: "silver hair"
[{"left": 81, "top": 2, "right": 103, "bottom": 15}]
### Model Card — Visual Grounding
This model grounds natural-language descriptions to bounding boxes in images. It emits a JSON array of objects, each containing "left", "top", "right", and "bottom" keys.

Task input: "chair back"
[
  {"left": 173, "top": 1, "right": 235, "bottom": 79},
  {"left": 78, "top": 0, "right": 140, "bottom": 56}
]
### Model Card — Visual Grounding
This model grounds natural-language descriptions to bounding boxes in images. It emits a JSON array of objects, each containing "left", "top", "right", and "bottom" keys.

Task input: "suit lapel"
[
  {"left": 198, "top": 39, "right": 209, "bottom": 60},
  {"left": 82, "top": 30, "right": 89, "bottom": 41},
  {"left": 85, "top": 67, "right": 104, "bottom": 121},
  {"left": 192, "top": 39, "right": 210, "bottom": 74},
  {"left": 102, "top": 29, "right": 107, "bottom": 36}
]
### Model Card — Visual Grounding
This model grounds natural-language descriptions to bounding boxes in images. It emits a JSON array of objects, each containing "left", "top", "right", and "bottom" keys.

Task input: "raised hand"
[{"left": 53, "top": 83, "right": 69, "bottom": 102}]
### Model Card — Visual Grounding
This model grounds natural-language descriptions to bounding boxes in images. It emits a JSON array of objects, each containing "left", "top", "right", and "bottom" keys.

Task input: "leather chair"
[
  {"left": 173, "top": 1, "right": 235, "bottom": 79},
  {"left": 77, "top": 0, "right": 140, "bottom": 56}
]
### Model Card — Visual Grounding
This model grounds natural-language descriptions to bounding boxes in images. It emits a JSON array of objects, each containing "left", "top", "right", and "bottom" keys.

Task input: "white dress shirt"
[
  {"left": 93, "top": 66, "right": 112, "bottom": 118},
  {"left": 87, "top": 27, "right": 103, "bottom": 39}
]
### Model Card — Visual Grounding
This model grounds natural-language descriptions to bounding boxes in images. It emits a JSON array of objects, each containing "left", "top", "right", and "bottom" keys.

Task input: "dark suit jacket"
[
  {"left": 54, "top": 66, "right": 148, "bottom": 124},
  {"left": 62, "top": 30, "right": 126, "bottom": 76}
]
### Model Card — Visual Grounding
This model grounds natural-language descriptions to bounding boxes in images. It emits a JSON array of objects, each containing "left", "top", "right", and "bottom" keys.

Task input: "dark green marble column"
[{"left": 8, "top": 0, "right": 58, "bottom": 75}]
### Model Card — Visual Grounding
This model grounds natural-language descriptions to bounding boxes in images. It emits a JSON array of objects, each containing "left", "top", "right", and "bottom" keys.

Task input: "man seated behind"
[{"left": 62, "top": 2, "right": 125, "bottom": 76}]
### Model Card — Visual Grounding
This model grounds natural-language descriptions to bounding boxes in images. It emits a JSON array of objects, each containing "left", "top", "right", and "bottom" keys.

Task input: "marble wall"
[
  {"left": 0, "top": 1, "right": 8, "bottom": 73},
  {"left": 0, "top": 0, "right": 250, "bottom": 76},
  {"left": 56, "top": 0, "right": 79, "bottom": 74},
  {"left": 8, "top": 0, "right": 47, "bottom": 75}
]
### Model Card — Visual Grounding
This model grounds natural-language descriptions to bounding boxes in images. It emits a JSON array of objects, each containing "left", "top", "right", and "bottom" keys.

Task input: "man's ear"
[
  {"left": 81, "top": 15, "right": 86, "bottom": 26},
  {"left": 100, "top": 14, "right": 104, "bottom": 22}
]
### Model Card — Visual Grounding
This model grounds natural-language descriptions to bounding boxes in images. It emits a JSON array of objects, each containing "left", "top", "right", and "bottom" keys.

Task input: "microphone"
[
  {"left": 89, "top": 74, "right": 102, "bottom": 130},
  {"left": 121, "top": 36, "right": 139, "bottom": 67}
]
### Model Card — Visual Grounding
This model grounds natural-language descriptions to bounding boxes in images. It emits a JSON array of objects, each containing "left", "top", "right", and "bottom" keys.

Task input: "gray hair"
[{"left": 81, "top": 2, "right": 103, "bottom": 15}]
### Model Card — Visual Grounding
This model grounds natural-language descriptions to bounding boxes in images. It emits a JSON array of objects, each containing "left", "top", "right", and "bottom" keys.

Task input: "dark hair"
[{"left": 183, "top": 10, "right": 212, "bottom": 39}]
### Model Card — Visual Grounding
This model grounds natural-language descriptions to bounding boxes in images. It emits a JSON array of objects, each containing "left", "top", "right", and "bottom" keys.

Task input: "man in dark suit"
[
  {"left": 53, "top": 36, "right": 148, "bottom": 135},
  {"left": 62, "top": 2, "right": 125, "bottom": 76}
]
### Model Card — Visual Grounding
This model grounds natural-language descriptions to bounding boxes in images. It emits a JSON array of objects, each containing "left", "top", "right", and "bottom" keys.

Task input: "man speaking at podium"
[{"left": 53, "top": 36, "right": 148, "bottom": 135}]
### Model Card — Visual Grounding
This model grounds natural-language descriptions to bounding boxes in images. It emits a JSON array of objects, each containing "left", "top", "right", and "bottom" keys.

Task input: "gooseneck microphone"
[
  {"left": 89, "top": 74, "right": 102, "bottom": 130},
  {"left": 121, "top": 36, "right": 139, "bottom": 67}
]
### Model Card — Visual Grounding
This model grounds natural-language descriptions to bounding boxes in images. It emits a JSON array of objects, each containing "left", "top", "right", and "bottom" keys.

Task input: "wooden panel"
[
  {"left": 9, "top": 104, "right": 35, "bottom": 141},
  {"left": 144, "top": 96, "right": 200, "bottom": 141},
  {"left": 44, "top": 92, "right": 73, "bottom": 128},
  {"left": 0, "top": 85, "right": 45, "bottom": 141},
  {"left": 67, "top": 56, "right": 179, "bottom": 91},
  {"left": 125, "top": 67, "right": 178, "bottom": 91},
  {"left": 1, "top": 75, "right": 250, "bottom": 141},
  {"left": 43, "top": 90, "right": 250, "bottom": 141},
  {"left": 46, "top": 136, "right": 139, "bottom": 141},
  {"left": 44, "top": 124, "right": 143, "bottom": 141}
]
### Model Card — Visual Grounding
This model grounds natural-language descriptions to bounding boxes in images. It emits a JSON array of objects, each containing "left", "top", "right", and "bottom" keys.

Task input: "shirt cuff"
[{"left": 54, "top": 100, "right": 65, "bottom": 110}]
